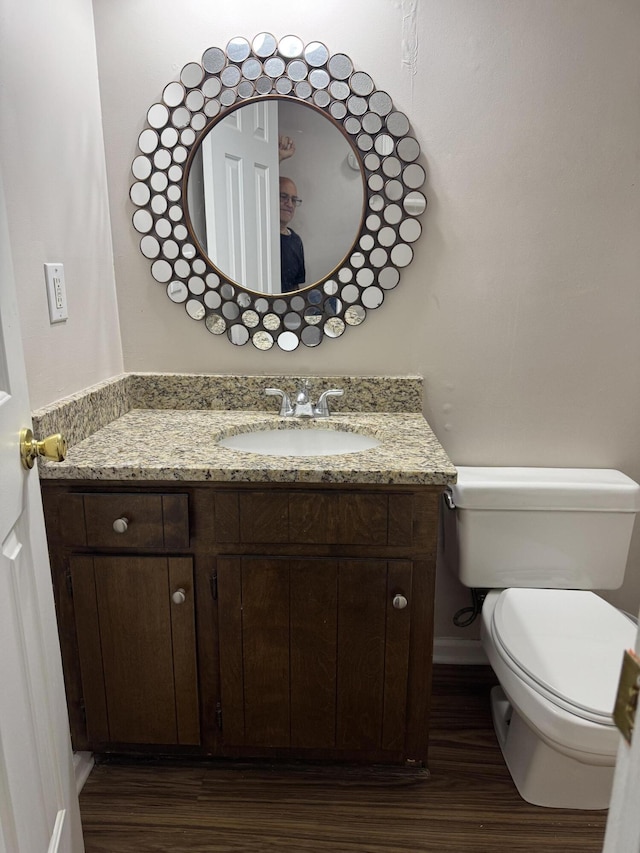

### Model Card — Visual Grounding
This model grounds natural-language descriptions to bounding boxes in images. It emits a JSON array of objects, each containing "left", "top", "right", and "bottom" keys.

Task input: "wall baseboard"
[
  {"left": 73, "top": 751, "right": 94, "bottom": 794},
  {"left": 433, "top": 637, "right": 488, "bottom": 665}
]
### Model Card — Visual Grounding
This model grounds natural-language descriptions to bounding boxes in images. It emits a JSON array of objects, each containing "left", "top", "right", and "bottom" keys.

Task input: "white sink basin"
[{"left": 218, "top": 428, "right": 380, "bottom": 457}]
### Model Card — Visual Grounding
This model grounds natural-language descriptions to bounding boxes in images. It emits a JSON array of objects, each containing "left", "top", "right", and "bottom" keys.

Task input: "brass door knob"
[{"left": 20, "top": 428, "right": 67, "bottom": 470}]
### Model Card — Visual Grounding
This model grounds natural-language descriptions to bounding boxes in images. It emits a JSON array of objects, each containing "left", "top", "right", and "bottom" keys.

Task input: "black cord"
[{"left": 453, "top": 588, "right": 490, "bottom": 628}]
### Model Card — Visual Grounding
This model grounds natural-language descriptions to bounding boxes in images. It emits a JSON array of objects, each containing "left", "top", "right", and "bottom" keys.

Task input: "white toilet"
[{"left": 445, "top": 466, "right": 640, "bottom": 810}]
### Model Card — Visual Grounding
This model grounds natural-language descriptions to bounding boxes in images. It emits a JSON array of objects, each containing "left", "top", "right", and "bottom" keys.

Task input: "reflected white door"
[
  {"left": 0, "top": 172, "right": 84, "bottom": 851},
  {"left": 202, "top": 100, "right": 281, "bottom": 293}
]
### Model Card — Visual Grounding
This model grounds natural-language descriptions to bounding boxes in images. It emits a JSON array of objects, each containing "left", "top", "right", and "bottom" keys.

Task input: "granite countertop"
[{"left": 37, "top": 408, "right": 456, "bottom": 486}]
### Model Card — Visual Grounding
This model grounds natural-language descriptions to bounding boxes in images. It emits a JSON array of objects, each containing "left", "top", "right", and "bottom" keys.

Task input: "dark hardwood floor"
[{"left": 79, "top": 665, "right": 608, "bottom": 852}]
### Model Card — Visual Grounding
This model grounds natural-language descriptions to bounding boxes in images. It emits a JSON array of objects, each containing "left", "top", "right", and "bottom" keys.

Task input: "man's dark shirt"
[{"left": 281, "top": 228, "right": 305, "bottom": 293}]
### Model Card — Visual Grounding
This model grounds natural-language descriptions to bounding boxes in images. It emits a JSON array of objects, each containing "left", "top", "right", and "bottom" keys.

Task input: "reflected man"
[
  {"left": 278, "top": 136, "right": 305, "bottom": 293},
  {"left": 280, "top": 177, "right": 305, "bottom": 293}
]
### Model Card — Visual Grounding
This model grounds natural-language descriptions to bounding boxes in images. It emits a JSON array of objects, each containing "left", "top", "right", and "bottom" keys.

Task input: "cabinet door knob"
[
  {"left": 172, "top": 588, "right": 186, "bottom": 605},
  {"left": 392, "top": 594, "right": 408, "bottom": 610},
  {"left": 112, "top": 517, "right": 129, "bottom": 533}
]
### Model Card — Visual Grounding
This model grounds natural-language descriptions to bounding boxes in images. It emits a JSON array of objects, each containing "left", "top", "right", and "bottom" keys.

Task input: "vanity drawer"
[
  {"left": 59, "top": 493, "right": 189, "bottom": 550},
  {"left": 211, "top": 490, "right": 428, "bottom": 548}
]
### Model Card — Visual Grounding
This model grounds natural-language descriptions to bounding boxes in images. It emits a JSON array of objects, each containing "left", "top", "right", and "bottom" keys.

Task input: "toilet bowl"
[
  {"left": 480, "top": 588, "right": 635, "bottom": 809},
  {"left": 446, "top": 466, "right": 640, "bottom": 809}
]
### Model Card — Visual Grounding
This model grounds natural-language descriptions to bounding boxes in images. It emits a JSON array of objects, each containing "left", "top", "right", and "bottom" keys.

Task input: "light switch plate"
[{"left": 44, "top": 263, "right": 68, "bottom": 323}]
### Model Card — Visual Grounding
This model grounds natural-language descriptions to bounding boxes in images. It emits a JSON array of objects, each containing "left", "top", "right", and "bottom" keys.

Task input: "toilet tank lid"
[{"left": 450, "top": 467, "right": 640, "bottom": 511}]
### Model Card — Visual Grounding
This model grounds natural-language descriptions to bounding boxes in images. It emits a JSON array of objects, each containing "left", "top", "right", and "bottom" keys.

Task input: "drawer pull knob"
[
  {"left": 392, "top": 594, "right": 408, "bottom": 610},
  {"left": 112, "top": 517, "right": 129, "bottom": 534},
  {"left": 172, "top": 588, "right": 186, "bottom": 605}
]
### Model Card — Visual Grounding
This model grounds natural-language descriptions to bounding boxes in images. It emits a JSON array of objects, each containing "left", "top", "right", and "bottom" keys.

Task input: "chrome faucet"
[{"left": 265, "top": 381, "right": 344, "bottom": 418}]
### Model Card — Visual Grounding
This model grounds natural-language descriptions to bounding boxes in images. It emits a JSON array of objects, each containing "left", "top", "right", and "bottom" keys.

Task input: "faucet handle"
[
  {"left": 314, "top": 388, "right": 344, "bottom": 418},
  {"left": 265, "top": 388, "right": 294, "bottom": 417}
]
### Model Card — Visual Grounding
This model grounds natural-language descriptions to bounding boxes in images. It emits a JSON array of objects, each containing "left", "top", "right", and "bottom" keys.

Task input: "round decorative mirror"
[{"left": 130, "top": 33, "right": 427, "bottom": 351}]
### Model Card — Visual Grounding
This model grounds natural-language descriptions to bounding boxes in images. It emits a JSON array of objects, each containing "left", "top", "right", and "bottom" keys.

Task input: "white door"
[
  {"left": 0, "top": 172, "right": 84, "bottom": 851},
  {"left": 603, "top": 610, "right": 640, "bottom": 852},
  {"left": 202, "top": 99, "right": 281, "bottom": 293}
]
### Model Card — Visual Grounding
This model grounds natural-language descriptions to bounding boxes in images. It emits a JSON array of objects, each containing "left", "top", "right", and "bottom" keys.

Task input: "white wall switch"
[{"left": 44, "top": 263, "right": 68, "bottom": 323}]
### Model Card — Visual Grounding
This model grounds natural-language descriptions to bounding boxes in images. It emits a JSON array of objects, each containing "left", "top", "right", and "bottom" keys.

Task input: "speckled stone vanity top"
[{"left": 33, "top": 373, "right": 456, "bottom": 486}]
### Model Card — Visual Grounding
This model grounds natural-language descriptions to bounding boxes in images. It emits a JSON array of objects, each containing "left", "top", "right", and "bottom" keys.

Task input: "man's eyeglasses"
[{"left": 280, "top": 193, "right": 303, "bottom": 207}]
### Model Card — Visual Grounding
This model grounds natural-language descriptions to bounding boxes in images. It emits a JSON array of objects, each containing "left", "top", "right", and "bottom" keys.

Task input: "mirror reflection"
[{"left": 186, "top": 99, "right": 364, "bottom": 295}]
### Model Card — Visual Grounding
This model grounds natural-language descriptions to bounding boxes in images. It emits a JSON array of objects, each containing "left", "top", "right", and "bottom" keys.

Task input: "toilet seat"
[{"left": 491, "top": 588, "right": 635, "bottom": 726}]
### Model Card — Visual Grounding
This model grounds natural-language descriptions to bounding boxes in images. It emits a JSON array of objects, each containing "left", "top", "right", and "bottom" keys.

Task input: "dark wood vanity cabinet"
[{"left": 41, "top": 482, "right": 441, "bottom": 765}]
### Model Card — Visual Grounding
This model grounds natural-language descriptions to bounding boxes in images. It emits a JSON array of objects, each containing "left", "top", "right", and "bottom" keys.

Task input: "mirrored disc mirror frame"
[{"left": 130, "top": 33, "right": 427, "bottom": 352}]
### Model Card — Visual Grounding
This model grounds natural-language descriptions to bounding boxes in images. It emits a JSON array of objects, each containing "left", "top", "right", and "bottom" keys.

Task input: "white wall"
[
  {"left": 92, "top": 0, "right": 640, "bottom": 639},
  {"left": 0, "top": 0, "right": 123, "bottom": 410}
]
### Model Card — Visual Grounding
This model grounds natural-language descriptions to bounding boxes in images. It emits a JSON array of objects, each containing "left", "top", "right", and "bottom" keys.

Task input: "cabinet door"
[
  {"left": 70, "top": 555, "right": 199, "bottom": 747},
  {"left": 217, "top": 557, "right": 412, "bottom": 755}
]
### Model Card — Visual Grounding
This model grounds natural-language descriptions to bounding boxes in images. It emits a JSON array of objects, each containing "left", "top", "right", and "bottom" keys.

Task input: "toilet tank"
[{"left": 448, "top": 467, "right": 640, "bottom": 589}]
